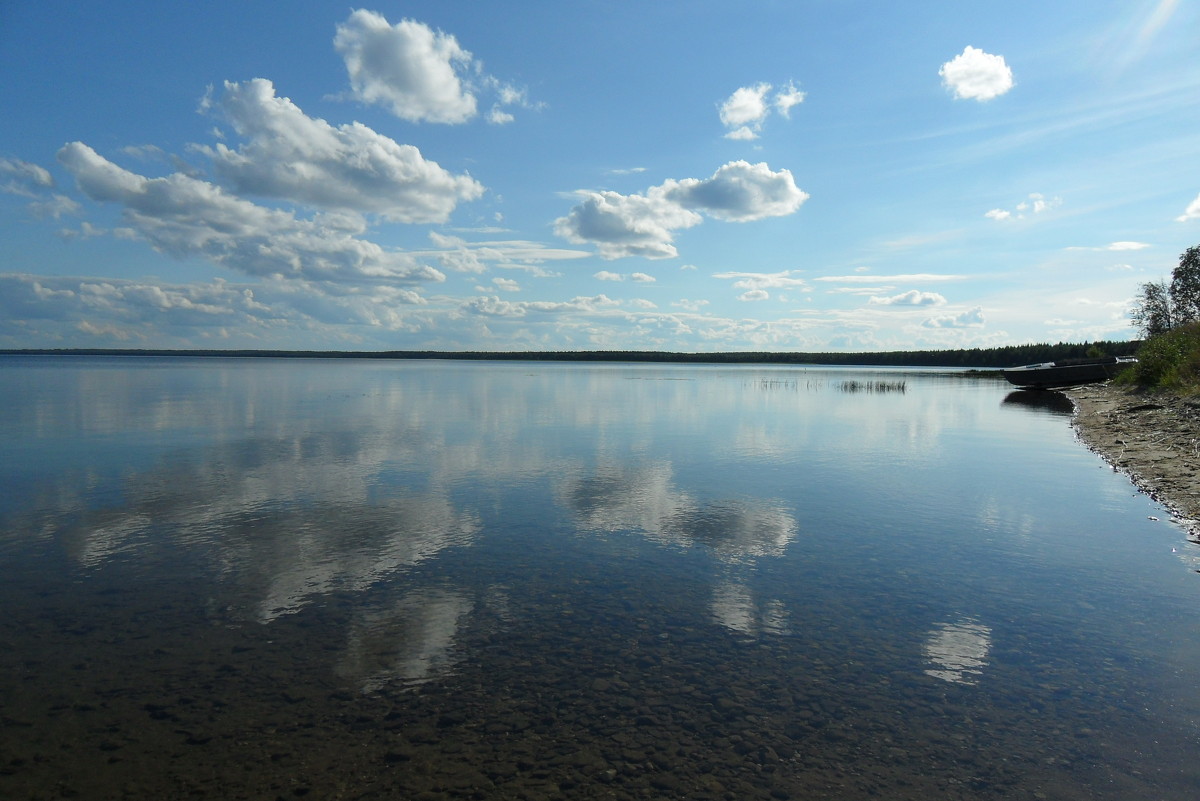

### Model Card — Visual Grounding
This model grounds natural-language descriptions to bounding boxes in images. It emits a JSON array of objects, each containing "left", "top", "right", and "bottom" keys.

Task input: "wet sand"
[{"left": 1066, "top": 384, "right": 1200, "bottom": 535}]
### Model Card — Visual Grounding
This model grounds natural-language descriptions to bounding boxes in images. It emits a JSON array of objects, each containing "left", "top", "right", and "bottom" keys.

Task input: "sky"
[{"left": 2, "top": 0, "right": 1199, "bottom": 353}]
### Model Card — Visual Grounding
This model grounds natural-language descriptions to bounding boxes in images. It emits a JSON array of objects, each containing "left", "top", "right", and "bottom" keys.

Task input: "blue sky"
[{"left": 2, "top": 0, "right": 1198, "bottom": 352}]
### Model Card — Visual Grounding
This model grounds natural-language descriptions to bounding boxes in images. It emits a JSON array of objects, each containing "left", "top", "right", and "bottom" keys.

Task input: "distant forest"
[{"left": 3, "top": 340, "right": 1140, "bottom": 368}]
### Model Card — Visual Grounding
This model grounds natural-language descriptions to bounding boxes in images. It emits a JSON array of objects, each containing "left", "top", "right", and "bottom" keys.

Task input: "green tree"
[
  {"left": 1131, "top": 244, "right": 1200, "bottom": 336},
  {"left": 1171, "top": 245, "right": 1200, "bottom": 324},
  {"left": 1131, "top": 280, "right": 1175, "bottom": 337}
]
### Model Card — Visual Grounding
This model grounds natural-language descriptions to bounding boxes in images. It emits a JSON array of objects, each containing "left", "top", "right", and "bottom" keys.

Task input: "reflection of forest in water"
[{"left": 2, "top": 357, "right": 1199, "bottom": 800}]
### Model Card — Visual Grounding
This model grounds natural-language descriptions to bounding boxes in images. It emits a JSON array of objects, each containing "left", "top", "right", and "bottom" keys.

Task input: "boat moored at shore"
[{"left": 1003, "top": 356, "right": 1136, "bottom": 389}]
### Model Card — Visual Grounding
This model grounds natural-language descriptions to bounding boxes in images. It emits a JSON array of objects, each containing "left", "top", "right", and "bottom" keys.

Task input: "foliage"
[
  {"left": 1122, "top": 321, "right": 1200, "bottom": 393},
  {"left": 1171, "top": 245, "right": 1200, "bottom": 324},
  {"left": 1131, "top": 244, "right": 1200, "bottom": 337},
  {"left": 1130, "top": 280, "right": 1175, "bottom": 337}
]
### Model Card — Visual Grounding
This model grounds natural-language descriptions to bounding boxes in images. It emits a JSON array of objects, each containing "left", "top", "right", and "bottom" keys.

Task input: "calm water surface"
[{"left": 1, "top": 356, "right": 1199, "bottom": 800}]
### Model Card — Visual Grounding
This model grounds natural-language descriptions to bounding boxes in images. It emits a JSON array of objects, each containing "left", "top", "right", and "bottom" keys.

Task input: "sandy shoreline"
[{"left": 1066, "top": 383, "right": 1200, "bottom": 536}]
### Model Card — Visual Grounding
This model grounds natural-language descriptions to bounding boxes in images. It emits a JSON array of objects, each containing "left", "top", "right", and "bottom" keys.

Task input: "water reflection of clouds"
[
  {"left": 560, "top": 461, "right": 797, "bottom": 562},
  {"left": 11, "top": 427, "right": 479, "bottom": 622},
  {"left": 338, "top": 588, "right": 475, "bottom": 692},
  {"left": 560, "top": 461, "right": 798, "bottom": 637},
  {"left": 923, "top": 618, "right": 992, "bottom": 685},
  {"left": 711, "top": 581, "right": 790, "bottom": 637}
]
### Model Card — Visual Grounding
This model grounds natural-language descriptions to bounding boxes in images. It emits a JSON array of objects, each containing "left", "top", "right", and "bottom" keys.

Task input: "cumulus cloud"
[
  {"left": 738, "top": 289, "right": 770, "bottom": 302},
  {"left": 939, "top": 46, "right": 1014, "bottom": 101},
  {"left": 1177, "top": 192, "right": 1200, "bottom": 222},
  {"left": 554, "top": 186, "right": 702, "bottom": 260},
  {"left": 666, "top": 161, "right": 809, "bottom": 222},
  {"left": 334, "top": 10, "right": 531, "bottom": 124},
  {"left": 631, "top": 272, "right": 655, "bottom": 283},
  {"left": 984, "top": 209, "right": 1010, "bottom": 221},
  {"left": 923, "top": 306, "right": 985, "bottom": 328},
  {"left": 197, "top": 79, "right": 483, "bottom": 223},
  {"left": 718, "top": 82, "right": 805, "bottom": 139},
  {"left": 57, "top": 142, "right": 443, "bottom": 285},
  {"left": 869, "top": 290, "right": 947, "bottom": 306},
  {"left": 719, "top": 83, "right": 770, "bottom": 138},
  {"left": 555, "top": 161, "right": 807, "bottom": 259},
  {"left": 594, "top": 270, "right": 624, "bottom": 281}
]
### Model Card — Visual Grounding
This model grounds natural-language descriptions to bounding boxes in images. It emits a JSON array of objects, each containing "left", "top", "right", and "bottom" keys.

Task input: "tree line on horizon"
[{"left": 3, "top": 340, "right": 1139, "bottom": 369}]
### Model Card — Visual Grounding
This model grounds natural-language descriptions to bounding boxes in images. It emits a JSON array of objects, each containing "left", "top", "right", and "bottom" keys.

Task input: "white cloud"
[
  {"left": 869, "top": 290, "right": 947, "bottom": 307},
  {"left": 923, "top": 306, "right": 985, "bottom": 328},
  {"left": 416, "top": 232, "right": 587, "bottom": 275},
  {"left": 0, "top": 272, "right": 434, "bottom": 347},
  {"left": 0, "top": 157, "right": 54, "bottom": 196},
  {"left": 631, "top": 272, "right": 655, "bottom": 283},
  {"left": 1177, "top": 192, "right": 1200, "bottom": 222},
  {"left": 1027, "top": 193, "right": 1060, "bottom": 213},
  {"left": 664, "top": 161, "right": 809, "bottom": 222},
  {"left": 556, "top": 161, "right": 806, "bottom": 260},
  {"left": 554, "top": 186, "right": 701, "bottom": 259},
  {"left": 718, "top": 82, "right": 805, "bottom": 139},
  {"left": 738, "top": 289, "right": 770, "bottom": 302},
  {"left": 58, "top": 221, "right": 107, "bottom": 240},
  {"left": 1065, "top": 240, "right": 1151, "bottom": 252},
  {"left": 491, "top": 277, "right": 520, "bottom": 292},
  {"left": 333, "top": 11, "right": 532, "bottom": 125},
  {"left": 594, "top": 270, "right": 624, "bottom": 281},
  {"left": 334, "top": 11, "right": 476, "bottom": 123},
  {"left": 985, "top": 192, "right": 1061, "bottom": 221},
  {"left": 826, "top": 285, "right": 894, "bottom": 295},
  {"left": 31, "top": 194, "right": 82, "bottom": 219},
  {"left": 719, "top": 83, "right": 771, "bottom": 130},
  {"left": 816, "top": 273, "right": 966, "bottom": 284},
  {"left": 198, "top": 79, "right": 483, "bottom": 223},
  {"left": 629, "top": 298, "right": 657, "bottom": 309},
  {"left": 57, "top": 142, "right": 443, "bottom": 285},
  {"left": 723, "top": 126, "right": 759, "bottom": 141},
  {"left": 774, "top": 82, "right": 806, "bottom": 117},
  {"left": 671, "top": 299, "right": 709, "bottom": 312},
  {"left": 939, "top": 46, "right": 1014, "bottom": 101},
  {"left": 461, "top": 294, "right": 620, "bottom": 318},
  {"left": 714, "top": 270, "right": 806, "bottom": 290}
]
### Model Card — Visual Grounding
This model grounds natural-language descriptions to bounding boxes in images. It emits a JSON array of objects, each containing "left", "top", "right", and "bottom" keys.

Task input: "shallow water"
[{"left": 1, "top": 356, "right": 1199, "bottom": 800}]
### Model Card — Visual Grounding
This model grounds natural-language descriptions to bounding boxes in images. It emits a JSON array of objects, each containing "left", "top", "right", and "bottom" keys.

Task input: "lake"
[{"left": 1, "top": 355, "right": 1198, "bottom": 800}]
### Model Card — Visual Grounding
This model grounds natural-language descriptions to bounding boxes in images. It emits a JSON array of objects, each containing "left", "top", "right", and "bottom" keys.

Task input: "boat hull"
[{"left": 1003, "top": 357, "right": 1135, "bottom": 389}]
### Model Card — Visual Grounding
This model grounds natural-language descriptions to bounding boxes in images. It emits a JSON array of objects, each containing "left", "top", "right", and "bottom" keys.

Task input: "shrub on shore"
[{"left": 1121, "top": 321, "right": 1200, "bottom": 393}]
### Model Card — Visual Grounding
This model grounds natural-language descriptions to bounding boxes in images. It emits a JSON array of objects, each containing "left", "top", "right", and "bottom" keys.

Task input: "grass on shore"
[{"left": 1118, "top": 321, "right": 1200, "bottom": 394}]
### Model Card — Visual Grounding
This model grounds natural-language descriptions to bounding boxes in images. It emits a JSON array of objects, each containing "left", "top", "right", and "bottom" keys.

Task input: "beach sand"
[{"left": 1067, "top": 384, "right": 1200, "bottom": 535}]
